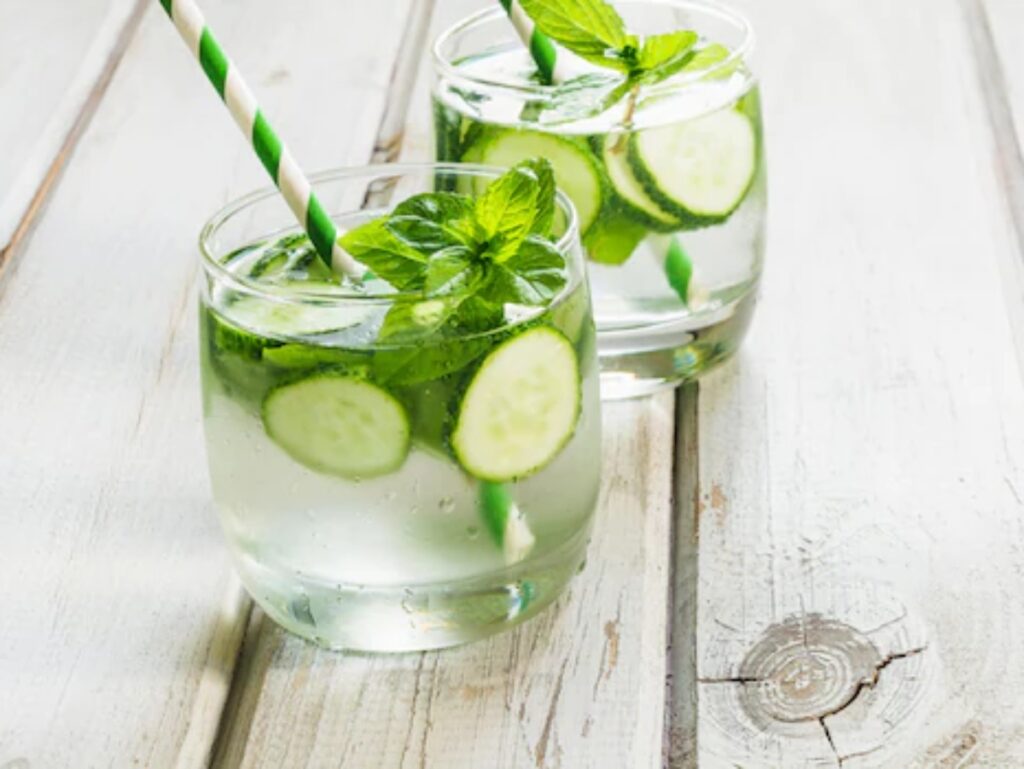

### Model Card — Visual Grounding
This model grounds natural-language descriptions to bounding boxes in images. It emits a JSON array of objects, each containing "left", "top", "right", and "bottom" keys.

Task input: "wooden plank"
[
  {"left": 686, "top": 0, "right": 1024, "bottom": 766},
  {"left": 0, "top": 2, "right": 411, "bottom": 766},
  {"left": 215, "top": 395, "right": 675, "bottom": 769},
  {"left": 213, "top": 4, "right": 677, "bottom": 767},
  {"left": 0, "top": 0, "right": 143, "bottom": 260}
]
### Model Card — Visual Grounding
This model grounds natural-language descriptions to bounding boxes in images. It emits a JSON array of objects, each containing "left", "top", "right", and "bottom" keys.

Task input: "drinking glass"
[
  {"left": 433, "top": 0, "right": 766, "bottom": 398},
  {"left": 199, "top": 163, "right": 601, "bottom": 651}
]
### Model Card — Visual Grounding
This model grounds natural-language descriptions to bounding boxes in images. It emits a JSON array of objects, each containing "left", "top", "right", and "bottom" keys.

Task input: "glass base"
[
  {"left": 233, "top": 527, "right": 590, "bottom": 652},
  {"left": 597, "top": 289, "right": 758, "bottom": 400}
]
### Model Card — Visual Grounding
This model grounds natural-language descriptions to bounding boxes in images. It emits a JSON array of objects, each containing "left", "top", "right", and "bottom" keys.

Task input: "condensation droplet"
[{"left": 439, "top": 496, "right": 455, "bottom": 514}]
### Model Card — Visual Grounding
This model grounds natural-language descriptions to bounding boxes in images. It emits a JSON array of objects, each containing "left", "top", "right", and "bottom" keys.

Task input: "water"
[
  {"left": 200, "top": 237, "right": 602, "bottom": 651},
  {"left": 434, "top": 45, "right": 767, "bottom": 397}
]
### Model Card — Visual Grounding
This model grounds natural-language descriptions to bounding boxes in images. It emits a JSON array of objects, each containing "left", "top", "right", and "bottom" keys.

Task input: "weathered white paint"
[
  {"left": 0, "top": 2, "right": 410, "bottom": 766},
  {"left": 690, "top": 0, "right": 1024, "bottom": 766},
  {"left": 0, "top": 0, "right": 143, "bottom": 254}
]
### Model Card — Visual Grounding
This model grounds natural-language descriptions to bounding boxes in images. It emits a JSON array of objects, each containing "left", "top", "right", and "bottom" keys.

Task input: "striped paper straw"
[
  {"left": 496, "top": 1, "right": 700, "bottom": 307},
  {"left": 497, "top": 0, "right": 568, "bottom": 84},
  {"left": 157, "top": 0, "right": 363, "bottom": 278}
]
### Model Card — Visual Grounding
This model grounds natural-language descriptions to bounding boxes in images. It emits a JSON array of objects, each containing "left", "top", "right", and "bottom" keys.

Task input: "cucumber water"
[
  {"left": 201, "top": 226, "right": 601, "bottom": 651},
  {"left": 433, "top": 15, "right": 767, "bottom": 397}
]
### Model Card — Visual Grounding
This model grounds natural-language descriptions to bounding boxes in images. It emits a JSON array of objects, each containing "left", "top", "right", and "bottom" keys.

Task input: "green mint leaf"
[
  {"left": 373, "top": 337, "right": 490, "bottom": 385},
  {"left": 479, "top": 236, "right": 568, "bottom": 306},
  {"left": 377, "top": 296, "right": 464, "bottom": 343},
  {"left": 386, "top": 214, "right": 473, "bottom": 253},
  {"left": 453, "top": 295, "right": 506, "bottom": 333},
  {"left": 393, "top": 191, "right": 479, "bottom": 243},
  {"left": 475, "top": 163, "right": 540, "bottom": 262},
  {"left": 521, "top": 158, "right": 556, "bottom": 236},
  {"left": 338, "top": 219, "right": 426, "bottom": 289},
  {"left": 680, "top": 43, "right": 735, "bottom": 77},
  {"left": 638, "top": 30, "right": 698, "bottom": 70},
  {"left": 423, "top": 246, "right": 483, "bottom": 296},
  {"left": 520, "top": 0, "right": 632, "bottom": 70}
]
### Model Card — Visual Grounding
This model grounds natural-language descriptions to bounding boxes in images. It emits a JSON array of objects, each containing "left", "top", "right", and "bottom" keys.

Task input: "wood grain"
[
  {"left": 686, "top": 0, "right": 1024, "bottom": 766},
  {"left": 0, "top": 2, "right": 411, "bottom": 766},
  {"left": 0, "top": 0, "right": 144, "bottom": 262}
]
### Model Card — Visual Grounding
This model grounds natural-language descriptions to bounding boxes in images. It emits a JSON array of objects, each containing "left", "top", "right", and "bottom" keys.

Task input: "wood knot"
[{"left": 738, "top": 615, "right": 882, "bottom": 725}]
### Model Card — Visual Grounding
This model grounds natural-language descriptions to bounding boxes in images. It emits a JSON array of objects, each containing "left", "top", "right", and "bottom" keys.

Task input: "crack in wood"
[
  {"left": 534, "top": 666, "right": 567, "bottom": 768},
  {"left": 819, "top": 715, "right": 841, "bottom": 767},
  {"left": 817, "top": 646, "right": 928, "bottom": 726}
]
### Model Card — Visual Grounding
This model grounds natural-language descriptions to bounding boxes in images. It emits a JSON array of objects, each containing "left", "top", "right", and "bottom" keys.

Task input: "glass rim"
[
  {"left": 431, "top": 0, "right": 755, "bottom": 100},
  {"left": 198, "top": 161, "right": 581, "bottom": 306}
]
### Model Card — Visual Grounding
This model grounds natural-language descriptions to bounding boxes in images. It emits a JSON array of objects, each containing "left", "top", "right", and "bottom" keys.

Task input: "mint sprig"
[
  {"left": 519, "top": 0, "right": 734, "bottom": 113},
  {"left": 339, "top": 159, "right": 567, "bottom": 371}
]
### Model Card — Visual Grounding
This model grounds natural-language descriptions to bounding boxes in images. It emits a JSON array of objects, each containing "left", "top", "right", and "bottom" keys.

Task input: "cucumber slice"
[
  {"left": 598, "top": 137, "right": 683, "bottom": 232},
  {"left": 629, "top": 107, "right": 757, "bottom": 224},
  {"left": 263, "top": 374, "right": 410, "bottom": 479},
  {"left": 465, "top": 128, "right": 604, "bottom": 232},
  {"left": 225, "top": 291, "right": 369, "bottom": 337},
  {"left": 452, "top": 326, "right": 580, "bottom": 482}
]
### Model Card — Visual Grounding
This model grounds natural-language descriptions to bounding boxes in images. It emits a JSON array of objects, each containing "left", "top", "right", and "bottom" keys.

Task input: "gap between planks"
[
  {"left": 206, "top": 3, "right": 437, "bottom": 765},
  {"left": 963, "top": 0, "right": 1024, "bottom": 378},
  {"left": 665, "top": 383, "right": 700, "bottom": 769},
  {"left": 0, "top": 0, "right": 147, "bottom": 285}
]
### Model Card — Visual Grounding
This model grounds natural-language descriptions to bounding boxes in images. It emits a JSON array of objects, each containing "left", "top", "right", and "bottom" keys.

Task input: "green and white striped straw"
[
  {"left": 497, "top": 1, "right": 702, "bottom": 307},
  {"left": 157, "top": 0, "right": 363, "bottom": 279},
  {"left": 497, "top": 0, "right": 567, "bottom": 84}
]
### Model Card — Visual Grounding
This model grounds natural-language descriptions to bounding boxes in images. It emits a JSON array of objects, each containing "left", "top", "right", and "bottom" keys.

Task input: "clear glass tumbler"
[
  {"left": 433, "top": 0, "right": 766, "bottom": 398},
  {"left": 199, "top": 163, "right": 602, "bottom": 651}
]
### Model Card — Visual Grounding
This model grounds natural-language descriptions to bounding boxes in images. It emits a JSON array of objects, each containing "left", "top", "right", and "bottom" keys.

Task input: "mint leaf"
[
  {"left": 481, "top": 236, "right": 568, "bottom": 306},
  {"left": 393, "top": 192, "right": 479, "bottom": 243},
  {"left": 377, "top": 296, "right": 463, "bottom": 343},
  {"left": 387, "top": 214, "right": 473, "bottom": 252},
  {"left": 520, "top": 0, "right": 633, "bottom": 69},
  {"left": 424, "top": 246, "right": 482, "bottom": 296},
  {"left": 339, "top": 219, "right": 426, "bottom": 289},
  {"left": 475, "top": 165, "right": 540, "bottom": 262},
  {"left": 680, "top": 43, "right": 734, "bottom": 77},
  {"left": 636, "top": 30, "right": 698, "bottom": 83},
  {"left": 522, "top": 158, "right": 556, "bottom": 236},
  {"left": 454, "top": 295, "right": 506, "bottom": 333},
  {"left": 373, "top": 337, "right": 490, "bottom": 385}
]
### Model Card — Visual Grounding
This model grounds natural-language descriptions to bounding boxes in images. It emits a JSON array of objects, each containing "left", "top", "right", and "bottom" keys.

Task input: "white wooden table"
[{"left": 2, "top": 1, "right": 1023, "bottom": 766}]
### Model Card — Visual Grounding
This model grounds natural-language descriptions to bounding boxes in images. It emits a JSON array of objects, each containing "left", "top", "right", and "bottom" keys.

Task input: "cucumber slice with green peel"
[
  {"left": 263, "top": 375, "right": 411, "bottom": 479},
  {"left": 452, "top": 326, "right": 581, "bottom": 482},
  {"left": 225, "top": 292, "right": 370, "bottom": 337},
  {"left": 598, "top": 137, "right": 684, "bottom": 232},
  {"left": 629, "top": 107, "right": 757, "bottom": 224},
  {"left": 463, "top": 128, "right": 604, "bottom": 232}
]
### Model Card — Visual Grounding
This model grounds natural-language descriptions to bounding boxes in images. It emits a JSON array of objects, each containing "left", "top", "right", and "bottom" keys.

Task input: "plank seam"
[
  {"left": 963, "top": 0, "right": 1024, "bottom": 247},
  {"left": 370, "top": 0, "right": 438, "bottom": 163},
  {"left": 961, "top": 0, "right": 1024, "bottom": 377},
  {"left": 664, "top": 385, "right": 699, "bottom": 769},
  {"left": 0, "top": 0, "right": 149, "bottom": 285}
]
